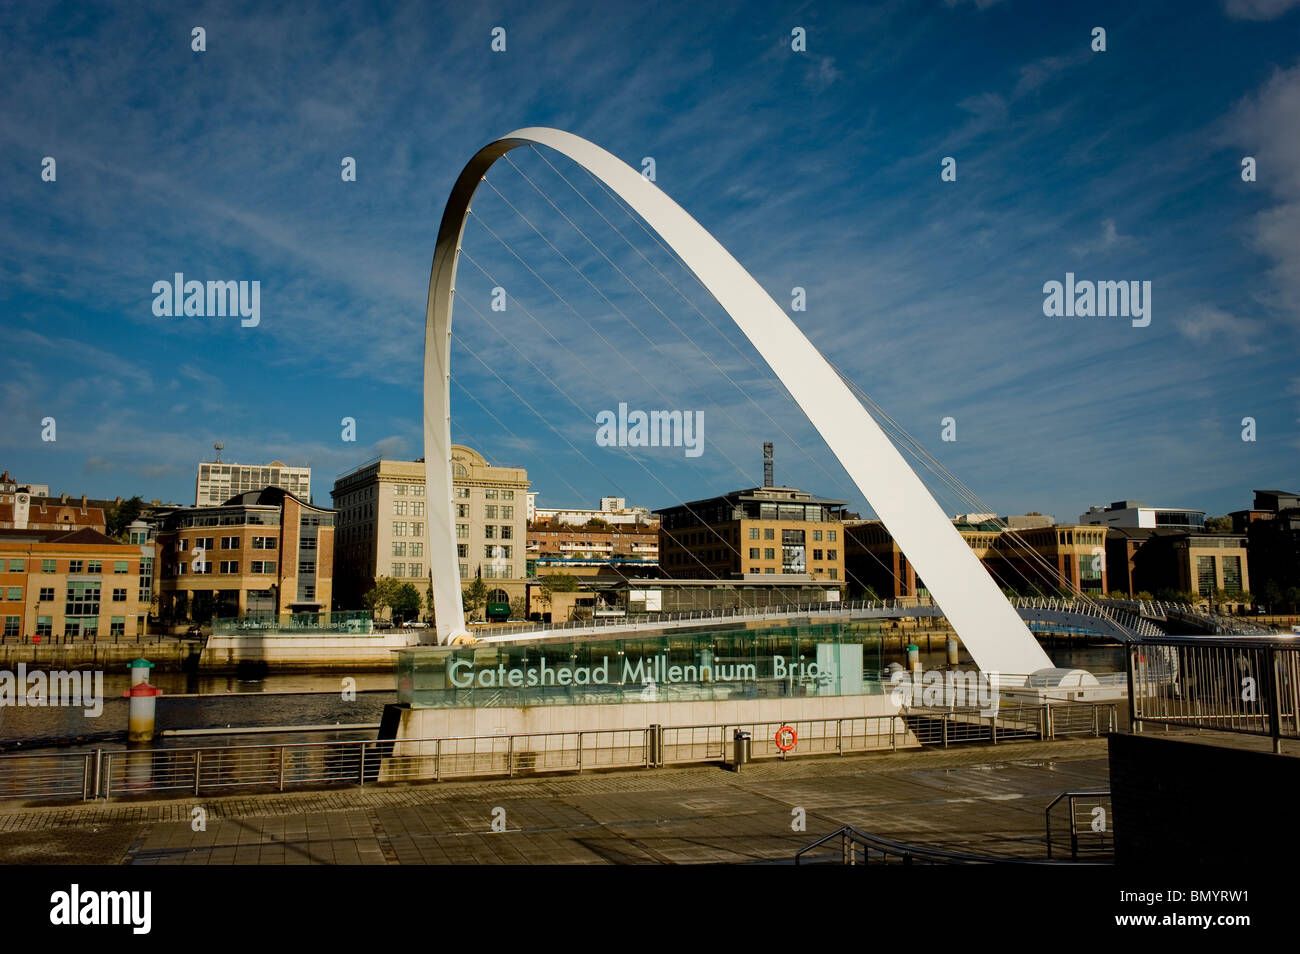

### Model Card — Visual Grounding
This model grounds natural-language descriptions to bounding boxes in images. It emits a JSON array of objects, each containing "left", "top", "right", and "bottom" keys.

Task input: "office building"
[
  {"left": 656, "top": 485, "right": 848, "bottom": 583},
  {"left": 331, "top": 446, "right": 530, "bottom": 609},
  {"left": 845, "top": 518, "right": 1109, "bottom": 598},
  {"left": 195, "top": 460, "right": 311, "bottom": 507},
  {"left": 0, "top": 527, "right": 147, "bottom": 639},
  {"left": 532, "top": 494, "right": 655, "bottom": 528},
  {"left": 1078, "top": 500, "right": 1206, "bottom": 531},
  {"left": 155, "top": 487, "right": 334, "bottom": 624}
]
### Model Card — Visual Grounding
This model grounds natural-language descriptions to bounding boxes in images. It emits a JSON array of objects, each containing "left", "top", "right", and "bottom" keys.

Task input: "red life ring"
[{"left": 775, "top": 725, "right": 798, "bottom": 752}]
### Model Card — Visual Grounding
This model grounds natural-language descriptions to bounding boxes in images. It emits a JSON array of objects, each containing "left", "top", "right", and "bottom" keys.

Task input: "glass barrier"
[{"left": 395, "top": 622, "right": 886, "bottom": 709}]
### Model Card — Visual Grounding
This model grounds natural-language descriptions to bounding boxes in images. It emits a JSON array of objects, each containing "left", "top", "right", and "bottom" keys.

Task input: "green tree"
[
  {"left": 462, "top": 578, "right": 489, "bottom": 620},
  {"left": 106, "top": 496, "right": 145, "bottom": 539},
  {"left": 1204, "top": 515, "right": 1233, "bottom": 533},
  {"left": 363, "top": 576, "right": 401, "bottom": 620},
  {"left": 392, "top": 583, "right": 421, "bottom": 623},
  {"left": 425, "top": 584, "right": 436, "bottom": 619}
]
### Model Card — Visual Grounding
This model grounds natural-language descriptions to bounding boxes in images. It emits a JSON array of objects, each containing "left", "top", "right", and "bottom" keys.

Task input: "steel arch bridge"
[{"left": 423, "top": 128, "right": 1054, "bottom": 675}]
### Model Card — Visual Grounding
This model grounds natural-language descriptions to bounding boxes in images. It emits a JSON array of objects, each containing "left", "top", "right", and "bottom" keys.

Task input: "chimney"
[
  {"left": 81, "top": 494, "right": 87, "bottom": 510},
  {"left": 61, "top": 493, "right": 68, "bottom": 504},
  {"left": 763, "top": 442, "right": 774, "bottom": 488}
]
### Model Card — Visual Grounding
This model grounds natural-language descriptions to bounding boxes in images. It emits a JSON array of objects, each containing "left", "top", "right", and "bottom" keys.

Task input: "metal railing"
[
  {"left": 795, "top": 825, "right": 1055, "bottom": 865},
  {"left": 1127, "top": 634, "right": 1300, "bottom": 751},
  {"left": 0, "top": 702, "right": 1115, "bottom": 803},
  {"left": 1045, "top": 790, "right": 1113, "bottom": 860}
]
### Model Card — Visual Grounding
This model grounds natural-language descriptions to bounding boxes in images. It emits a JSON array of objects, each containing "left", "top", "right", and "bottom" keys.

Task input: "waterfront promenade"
[{"left": 0, "top": 738, "right": 1108, "bottom": 865}]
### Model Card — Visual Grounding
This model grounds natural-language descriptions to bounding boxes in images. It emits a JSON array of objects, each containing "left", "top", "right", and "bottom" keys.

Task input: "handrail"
[{"left": 795, "top": 824, "right": 1085, "bottom": 865}]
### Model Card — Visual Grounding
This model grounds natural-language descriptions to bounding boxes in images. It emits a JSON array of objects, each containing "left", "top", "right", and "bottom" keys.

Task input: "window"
[
  {"left": 827, "top": 549, "right": 837, "bottom": 560},
  {"left": 764, "top": 529, "right": 775, "bottom": 540},
  {"left": 764, "top": 548, "right": 775, "bottom": 559},
  {"left": 749, "top": 548, "right": 760, "bottom": 559},
  {"left": 501, "top": 507, "right": 513, "bottom": 520},
  {"left": 393, "top": 542, "right": 408, "bottom": 556},
  {"left": 456, "top": 504, "right": 469, "bottom": 518},
  {"left": 749, "top": 528, "right": 760, "bottom": 540},
  {"left": 219, "top": 561, "right": 239, "bottom": 574},
  {"left": 3, "top": 615, "right": 19, "bottom": 637},
  {"left": 65, "top": 581, "right": 100, "bottom": 616},
  {"left": 69, "top": 560, "right": 83, "bottom": 573},
  {"left": 41, "top": 559, "right": 56, "bottom": 573},
  {"left": 502, "top": 490, "right": 514, "bottom": 500},
  {"left": 484, "top": 525, "right": 496, "bottom": 539},
  {"left": 412, "top": 485, "right": 424, "bottom": 496},
  {"left": 112, "top": 588, "right": 127, "bottom": 602},
  {"left": 828, "top": 530, "right": 837, "bottom": 542},
  {"left": 392, "top": 563, "right": 406, "bottom": 577},
  {"left": 114, "top": 560, "right": 130, "bottom": 573},
  {"left": 409, "top": 563, "right": 421, "bottom": 577},
  {"left": 36, "top": 617, "right": 52, "bottom": 637},
  {"left": 485, "top": 489, "right": 499, "bottom": 500},
  {"left": 456, "top": 524, "right": 469, "bottom": 539},
  {"left": 412, "top": 523, "right": 423, "bottom": 536},
  {"left": 110, "top": 617, "right": 125, "bottom": 637},
  {"left": 7, "top": 559, "right": 23, "bottom": 572},
  {"left": 455, "top": 487, "right": 470, "bottom": 499},
  {"left": 1196, "top": 556, "right": 1217, "bottom": 595},
  {"left": 459, "top": 563, "right": 469, "bottom": 579},
  {"left": 813, "top": 530, "right": 823, "bottom": 542},
  {"left": 394, "top": 484, "right": 407, "bottom": 496},
  {"left": 410, "top": 542, "right": 424, "bottom": 556},
  {"left": 813, "top": 549, "right": 823, "bottom": 561},
  {"left": 829, "top": 569, "right": 838, "bottom": 580},
  {"left": 1223, "top": 556, "right": 1243, "bottom": 595},
  {"left": 5, "top": 586, "right": 20, "bottom": 601},
  {"left": 764, "top": 567, "right": 775, "bottom": 574},
  {"left": 38, "top": 587, "right": 54, "bottom": 601},
  {"left": 299, "top": 562, "right": 315, "bottom": 575},
  {"left": 485, "top": 505, "right": 498, "bottom": 519},
  {"left": 393, "top": 522, "right": 408, "bottom": 537},
  {"left": 220, "top": 537, "right": 240, "bottom": 549},
  {"left": 251, "top": 561, "right": 276, "bottom": 574},
  {"left": 393, "top": 500, "right": 408, "bottom": 515},
  {"left": 412, "top": 501, "right": 425, "bottom": 517},
  {"left": 301, "top": 537, "right": 316, "bottom": 549},
  {"left": 500, "top": 526, "right": 512, "bottom": 540},
  {"left": 457, "top": 544, "right": 468, "bottom": 558}
]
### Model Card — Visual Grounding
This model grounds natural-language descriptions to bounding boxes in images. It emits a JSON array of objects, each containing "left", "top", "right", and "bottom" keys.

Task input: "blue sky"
[{"left": 1, "top": 0, "right": 1297, "bottom": 523}]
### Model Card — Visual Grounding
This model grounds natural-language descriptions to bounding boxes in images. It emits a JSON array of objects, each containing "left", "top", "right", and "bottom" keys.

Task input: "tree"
[
  {"left": 392, "top": 584, "right": 421, "bottom": 623},
  {"left": 462, "top": 578, "right": 489, "bottom": 620},
  {"left": 425, "top": 584, "right": 436, "bottom": 620},
  {"left": 106, "top": 496, "right": 145, "bottom": 539},
  {"left": 363, "top": 576, "right": 401, "bottom": 620},
  {"left": 1204, "top": 515, "right": 1233, "bottom": 533},
  {"left": 509, "top": 596, "right": 527, "bottom": 620}
]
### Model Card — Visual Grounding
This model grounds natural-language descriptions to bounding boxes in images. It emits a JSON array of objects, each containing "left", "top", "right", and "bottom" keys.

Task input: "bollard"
[
  {"left": 907, "top": 643, "right": 920, "bottom": 674},
  {"left": 124, "top": 682, "right": 162, "bottom": 742},
  {"left": 947, "top": 637, "right": 959, "bottom": 666},
  {"left": 128, "top": 657, "right": 155, "bottom": 686}
]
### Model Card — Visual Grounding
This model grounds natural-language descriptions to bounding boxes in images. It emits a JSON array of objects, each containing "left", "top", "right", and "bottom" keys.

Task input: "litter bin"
[{"left": 732, "top": 730, "right": 751, "bottom": 771}]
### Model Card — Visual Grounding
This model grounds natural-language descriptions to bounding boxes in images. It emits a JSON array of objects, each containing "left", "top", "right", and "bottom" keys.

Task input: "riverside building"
[
  {"left": 331, "top": 446, "right": 530, "bottom": 610},
  {"left": 154, "top": 487, "right": 334, "bottom": 624}
]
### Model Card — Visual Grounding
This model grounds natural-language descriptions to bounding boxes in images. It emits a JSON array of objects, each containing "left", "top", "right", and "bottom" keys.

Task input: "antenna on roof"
[{"left": 214, "top": 442, "right": 224, "bottom": 463}]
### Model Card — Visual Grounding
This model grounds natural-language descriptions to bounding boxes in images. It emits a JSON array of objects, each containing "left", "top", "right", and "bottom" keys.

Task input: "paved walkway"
[{"left": 0, "top": 739, "right": 1110, "bottom": 864}]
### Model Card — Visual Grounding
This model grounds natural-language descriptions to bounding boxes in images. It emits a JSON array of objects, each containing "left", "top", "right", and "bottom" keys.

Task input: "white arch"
[{"left": 423, "top": 127, "right": 1052, "bottom": 675}]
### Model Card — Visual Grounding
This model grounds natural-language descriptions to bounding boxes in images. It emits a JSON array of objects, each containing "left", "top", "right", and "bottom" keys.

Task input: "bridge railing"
[
  {"left": 0, "top": 702, "right": 1117, "bottom": 803},
  {"left": 1127, "top": 633, "right": 1300, "bottom": 751}
]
